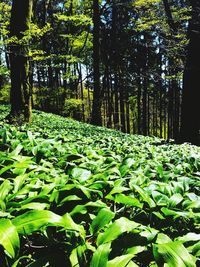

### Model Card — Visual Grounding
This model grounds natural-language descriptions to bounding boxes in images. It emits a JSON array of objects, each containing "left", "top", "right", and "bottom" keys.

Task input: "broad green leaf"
[
  {"left": 152, "top": 191, "right": 169, "bottom": 206},
  {"left": 12, "top": 210, "right": 63, "bottom": 234},
  {"left": 62, "top": 213, "right": 85, "bottom": 236},
  {"left": 90, "top": 242, "right": 111, "bottom": 267},
  {"left": 126, "top": 261, "right": 139, "bottom": 267},
  {"left": 176, "top": 233, "right": 200, "bottom": 243},
  {"left": 140, "top": 227, "right": 158, "bottom": 242},
  {"left": 71, "top": 167, "right": 91, "bottom": 183},
  {"left": 58, "top": 195, "right": 82, "bottom": 206},
  {"left": 161, "top": 207, "right": 189, "bottom": 218},
  {"left": 126, "top": 246, "right": 146, "bottom": 255},
  {"left": 76, "top": 244, "right": 87, "bottom": 267},
  {"left": 131, "top": 184, "right": 156, "bottom": 208},
  {"left": 157, "top": 165, "right": 164, "bottom": 178},
  {"left": 10, "top": 144, "right": 23, "bottom": 157},
  {"left": 0, "top": 180, "right": 13, "bottom": 201},
  {"left": 13, "top": 174, "right": 27, "bottom": 194},
  {"left": 169, "top": 194, "right": 183, "bottom": 208},
  {"left": 188, "top": 241, "right": 200, "bottom": 257},
  {"left": 107, "top": 254, "right": 134, "bottom": 267},
  {"left": 114, "top": 194, "right": 143, "bottom": 208},
  {"left": 156, "top": 233, "right": 172, "bottom": 244},
  {"left": 153, "top": 241, "right": 196, "bottom": 267},
  {"left": 0, "top": 218, "right": 20, "bottom": 258},
  {"left": 152, "top": 211, "right": 165, "bottom": 220},
  {"left": 119, "top": 158, "right": 135, "bottom": 177},
  {"left": 119, "top": 164, "right": 130, "bottom": 177},
  {"left": 97, "top": 217, "right": 139, "bottom": 245},
  {"left": 70, "top": 201, "right": 106, "bottom": 216},
  {"left": 90, "top": 207, "right": 115, "bottom": 234},
  {"left": 19, "top": 202, "right": 48, "bottom": 211},
  {"left": 185, "top": 200, "right": 200, "bottom": 210}
]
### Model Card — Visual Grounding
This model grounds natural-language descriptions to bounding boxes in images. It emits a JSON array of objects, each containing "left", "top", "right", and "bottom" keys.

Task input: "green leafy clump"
[{"left": 0, "top": 105, "right": 199, "bottom": 266}]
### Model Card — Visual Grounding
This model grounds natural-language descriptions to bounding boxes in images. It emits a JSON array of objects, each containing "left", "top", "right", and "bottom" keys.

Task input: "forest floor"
[{"left": 0, "top": 104, "right": 199, "bottom": 267}]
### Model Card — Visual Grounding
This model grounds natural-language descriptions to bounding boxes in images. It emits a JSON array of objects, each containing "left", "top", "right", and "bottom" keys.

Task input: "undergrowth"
[{"left": 0, "top": 105, "right": 199, "bottom": 267}]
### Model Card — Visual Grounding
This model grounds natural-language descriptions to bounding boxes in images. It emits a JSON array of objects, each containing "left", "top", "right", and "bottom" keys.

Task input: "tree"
[
  {"left": 91, "top": 0, "right": 102, "bottom": 126},
  {"left": 180, "top": 0, "right": 200, "bottom": 145},
  {"left": 8, "top": 0, "right": 33, "bottom": 124}
]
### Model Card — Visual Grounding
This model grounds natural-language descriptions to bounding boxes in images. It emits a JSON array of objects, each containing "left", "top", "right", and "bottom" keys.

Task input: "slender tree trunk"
[
  {"left": 114, "top": 74, "right": 119, "bottom": 129},
  {"left": 137, "top": 75, "right": 141, "bottom": 134},
  {"left": 8, "top": 0, "right": 33, "bottom": 124},
  {"left": 106, "top": 66, "right": 112, "bottom": 128},
  {"left": 79, "top": 64, "right": 85, "bottom": 122},
  {"left": 142, "top": 77, "right": 147, "bottom": 135},
  {"left": 126, "top": 97, "right": 130, "bottom": 134},
  {"left": 91, "top": 0, "right": 102, "bottom": 126}
]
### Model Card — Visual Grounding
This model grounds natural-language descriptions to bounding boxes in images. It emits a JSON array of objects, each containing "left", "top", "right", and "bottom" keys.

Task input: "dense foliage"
[{"left": 0, "top": 105, "right": 199, "bottom": 266}]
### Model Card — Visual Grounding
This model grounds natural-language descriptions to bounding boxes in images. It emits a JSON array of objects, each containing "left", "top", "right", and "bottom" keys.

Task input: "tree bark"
[
  {"left": 8, "top": 0, "right": 33, "bottom": 124},
  {"left": 180, "top": 0, "right": 200, "bottom": 145},
  {"left": 91, "top": 0, "right": 102, "bottom": 126}
]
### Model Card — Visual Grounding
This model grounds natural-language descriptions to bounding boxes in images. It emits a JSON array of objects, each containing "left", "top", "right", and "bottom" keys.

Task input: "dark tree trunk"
[
  {"left": 162, "top": 0, "right": 176, "bottom": 32},
  {"left": 142, "top": 77, "right": 148, "bottom": 135},
  {"left": 180, "top": 0, "right": 200, "bottom": 145},
  {"left": 119, "top": 78, "right": 126, "bottom": 132},
  {"left": 8, "top": 0, "right": 33, "bottom": 124},
  {"left": 126, "top": 96, "right": 130, "bottom": 134},
  {"left": 137, "top": 76, "right": 141, "bottom": 134},
  {"left": 91, "top": 0, "right": 102, "bottom": 126}
]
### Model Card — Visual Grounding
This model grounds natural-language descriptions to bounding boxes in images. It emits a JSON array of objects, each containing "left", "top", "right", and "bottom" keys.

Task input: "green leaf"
[
  {"left": 97, "top": 217, "right": 139, "bottom": 246},
  {"left": 62, "top": 213, "right": 85, "bottom": 236},
  {"left": 156, "top": 233, "right": 172, "bottom": 244},
  {"left": 114, "top": 194, "right": 143, "bottom": 208},
  {"left": 176, "top": 233, "right": 200, "bottom": 243},
  {"left": 169, "top": 194, "right": 183, "bottom": 208},
  {"left": 0, "top": 180, "right": 13, "bottom": 201},
  {"left": 10, "top": 144, "right": 23, "bottom": 157},
  {"left": 19, "top": 202, "right": 48, "bottom": 211},
  {"left": 12, "top": 210, "right": 63, "bottom": 234},
  {"left": 132, "top": 184, "right": 156, "bottom": 208},
  {"left": 71, "top": 167, "right": 91, "bottom": 183},
  {"left": 126, "top": 245, "right": 146, "bottom": 255},
  {"left": 161, "top": 207, "right": 189, "bottom": 218},
  {"left": 188, "top": 241, "right": 200, "bottom": 257},
  {"left": 90, "top": 243, "right": 111, "bottom": 267},
  {"left": 13, "top": 174, "right": 27, "bottom": 194},
  {"left": 76, "top": 244, "right": 87, "bottom": 267},
  {"left": 152, "top": 191, "right": 169, "bottom": 206},
  {"left": 0, "top": 218, "right": 20, "bottom": 258},
  {"left": 119, "top": 158, "right": 135, "bottom": 177},
  {"left": 153, "top": 241, "right": 196, "bottom": 267},
  {"left": 107, "top": 254, "right": 134, "bottom": 267},
  {"left": 70, "top": 201, "right": 106, "bottom": 216},
  {"left": 90, "top": 208, "right": 115, "bottom": 235}
]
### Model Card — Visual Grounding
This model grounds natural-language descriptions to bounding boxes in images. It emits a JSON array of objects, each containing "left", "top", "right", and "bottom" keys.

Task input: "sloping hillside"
[{"left": 0, "top": 105, "right": 199, "bottom": 267}]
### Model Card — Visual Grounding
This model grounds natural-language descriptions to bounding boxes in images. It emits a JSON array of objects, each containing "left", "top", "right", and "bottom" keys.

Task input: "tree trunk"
[
  {"left": 91, "top": 0, "right": 102, "bottom": 126},
  {"left": 180, "top": 0, "right": 200, "bottom": 145},
  {"left": 8, "top": 0, "right": 33, "bottom": 124}
]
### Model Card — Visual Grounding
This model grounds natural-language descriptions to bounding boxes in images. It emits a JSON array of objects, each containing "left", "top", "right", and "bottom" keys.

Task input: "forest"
[
  {"left": 0, "top": 0, "right": 200, "bottom": 266},
  {"left": 0, "top": 0, "right": 199, "bottom": 144}
]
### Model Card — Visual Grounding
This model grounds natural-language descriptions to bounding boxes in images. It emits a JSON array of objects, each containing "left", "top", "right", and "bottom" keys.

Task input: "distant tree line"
[{"left": 0, "top": 0, "right": 199, "bottom": 145}]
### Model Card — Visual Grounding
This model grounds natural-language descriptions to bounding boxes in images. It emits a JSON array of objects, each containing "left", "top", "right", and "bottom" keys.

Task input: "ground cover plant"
[{"left": 0, "top": 105, "right": 199, "bottom": 267}]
